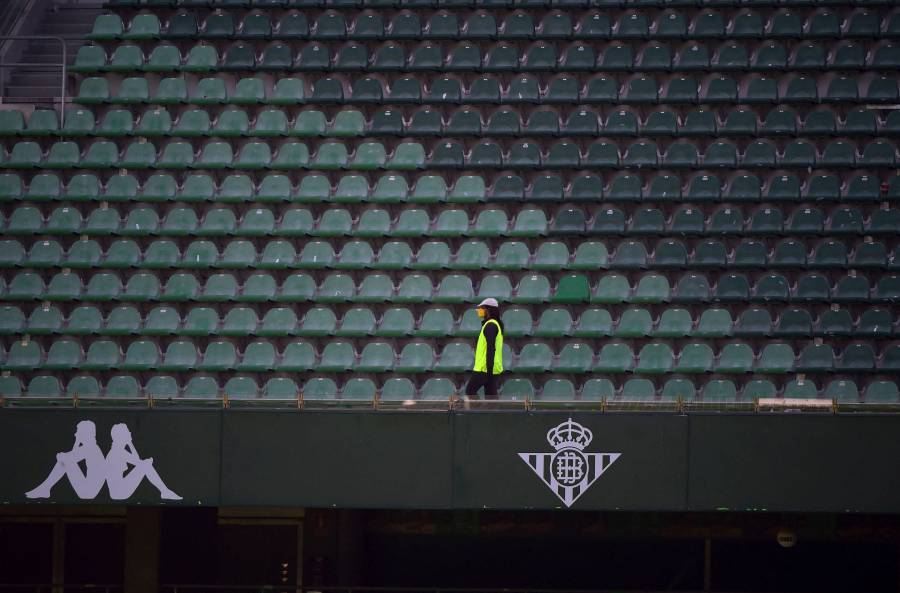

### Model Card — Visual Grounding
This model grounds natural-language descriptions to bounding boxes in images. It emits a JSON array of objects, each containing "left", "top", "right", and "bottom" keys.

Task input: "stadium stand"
[{"left": 2, "top": 2, "right": 900, "bottom": 407}]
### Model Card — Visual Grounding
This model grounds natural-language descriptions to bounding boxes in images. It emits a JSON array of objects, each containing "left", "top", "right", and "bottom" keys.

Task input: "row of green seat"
[
  {"left": 1, "top": 269, "right": 899, "bottom": 303},
  {"left": 3, "top": 336, "right": 899, "bottom": 373},
  {"left": 4, "top": 203, "right": 899, "bottom": 236},
  {"left": 2, "top": 303, "right": 896, "bottom": 338},
  {"left": 75, "top": 73, "right": 900, "bottom": 105},
  {"left": 88, "top": 10, "right": 900, "bottom": 43},
  {"left": 9, "top": 105, "right": 900, "bottom": 138},
  {"left": 2, "top": 171, "right": 896, "bottom": 203},
  {"left": 71, "top": 39, "right": 900, "bottom": 74},
  {"left": 2, "top": 237, "right": 899, "bottom": 271},
  {"left": 4, "top": 373, "right": 897, "bottom": 404},
  {"left": 3, "top": 138, "right": 897, "bottom": 169}
]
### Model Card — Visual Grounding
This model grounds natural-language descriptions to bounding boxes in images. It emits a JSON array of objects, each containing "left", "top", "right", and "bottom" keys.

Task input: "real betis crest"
[{"left": 519, "top": 418, "right": 620, "bottom": 508}]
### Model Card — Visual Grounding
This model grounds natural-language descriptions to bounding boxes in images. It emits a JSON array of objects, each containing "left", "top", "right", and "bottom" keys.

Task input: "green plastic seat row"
[
  {"left": 0, "top": 304, "right": 484, "bottom": 338},
  {"left": 0, "top": 374, "right": 462, "bottom": 402},
  {"left": 551, "top": 205, "right": 900, "bottom": 236},
  {"left": 501, "top": 377, "right": 900, "bottom": 403},
  {"left": 0, "top": 173, "right": 493, "bottom": 204},
  {"left": 3, "top": 270, "right": 899, "bottom": 304},
  {"left": 86, "top": 9, "right": 900, "bottom": 43},
  {"left": 77, "top": 76, "right": 306, "bottom": 105},
  {"left": 3, "top": 235, "right": 898, "bottom": 276},
  {"left": 0, "top": 337, "right": 473, "bottom": 373},
  {"left": 3, "top": 171, "right": 899, "bottom": 205},
  {"left": 3, "top": 372, "right": 897, "bottom": 404},
  {"left": 69, "top": 39, "right": 900, "bottom": 74},
  {"left": 0, "top": 237, "right": 601, "bottom": 270},
  {"left": 0, "top": 139, "right": 431, "bottom": 170},
  {"left": 4, "top": 138, "right": 896, "bottom": 170},
  {"left": 42, "top": 107, "right": 372, "bottom": 138},
  {"left": 76, "top": 73, "right": 900, "bottom": 107},
  {"left": 3, "top": 337, "right": 896, "bottom": 375},
  {"left": 1, "top": 303, "right": 895, "bottom": 340},
  {"left": 0, "top": 207, "right": 548, "bottom": 239},
  {"left": 10, "top": 105, "right": 900, "bottom": 139},
  {"left": 0, "top": 337, "right": 481, "bottom": 374}
]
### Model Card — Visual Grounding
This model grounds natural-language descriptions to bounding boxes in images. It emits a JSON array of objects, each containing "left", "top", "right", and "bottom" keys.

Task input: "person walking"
[{"left": 464, "top": 297, "right": 504, "bottom": 400}]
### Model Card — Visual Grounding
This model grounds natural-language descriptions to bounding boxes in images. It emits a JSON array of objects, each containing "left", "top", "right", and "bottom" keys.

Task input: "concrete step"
[
  {"left": 10, "top": 72, "right": 64, "bottom": 86},
  {"left": 16, "top": 54, "right": 70, "bottom": 65},
  {"left": 4, "top": 86, "right": 65, "bottom": 101},
  {"left": 41, "top": 24, "right": 96, "bottom": 34}
]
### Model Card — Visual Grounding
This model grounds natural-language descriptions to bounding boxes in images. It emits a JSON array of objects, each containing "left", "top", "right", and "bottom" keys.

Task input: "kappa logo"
[
  {"left": 26, "top": 421, "right": 181, "bottom": 501},
  {"left": 519, "top": 418, "right": 620, "bottom": 508}
]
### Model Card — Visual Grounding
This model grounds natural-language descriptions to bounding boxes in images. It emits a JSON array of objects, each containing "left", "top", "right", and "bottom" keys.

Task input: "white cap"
[{"left": 477, "top": 298, "right": 499, "bottom": 308}]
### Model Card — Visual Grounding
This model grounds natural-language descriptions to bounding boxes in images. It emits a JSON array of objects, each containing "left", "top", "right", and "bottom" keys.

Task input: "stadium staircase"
[
  {"left": 1, "top": 1, "right": 101, "bottom": 105},
  {"left": 0, "top": 0, "right": 899, "bottom": 408}
]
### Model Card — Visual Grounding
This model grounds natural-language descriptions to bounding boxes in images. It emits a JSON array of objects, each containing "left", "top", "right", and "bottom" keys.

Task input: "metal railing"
[{"left": 0, "top": 35, "right": 67, "bottom": 123}]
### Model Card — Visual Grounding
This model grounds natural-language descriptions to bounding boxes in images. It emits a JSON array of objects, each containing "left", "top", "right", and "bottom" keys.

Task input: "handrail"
[{"left": 0, "top": 35, "right": 67, "bottom": 125}]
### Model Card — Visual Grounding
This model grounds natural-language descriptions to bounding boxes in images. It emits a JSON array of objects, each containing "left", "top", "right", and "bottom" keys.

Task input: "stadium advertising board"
[
  {"left": 1, "top": 410, "right": 900, "bottom": 512},
  {"left": 0, "top": 409, "right": 221, "bottom": 505}
]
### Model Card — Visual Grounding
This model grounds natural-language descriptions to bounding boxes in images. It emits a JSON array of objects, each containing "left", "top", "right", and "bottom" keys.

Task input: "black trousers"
[{"left": 464, "top": 372, "right": 499, "bottom": 399}]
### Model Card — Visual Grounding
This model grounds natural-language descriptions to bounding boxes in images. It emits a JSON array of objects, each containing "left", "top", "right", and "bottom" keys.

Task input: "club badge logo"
[{"left": 519, "top": 418, "right": 620, "bottom": 508}]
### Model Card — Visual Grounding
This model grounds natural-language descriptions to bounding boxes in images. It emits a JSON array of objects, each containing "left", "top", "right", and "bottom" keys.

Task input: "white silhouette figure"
[
  {"left": 26, "top": 420, "right": 107, "bottom": 499},
  {"left": 105, "top": 423, "right": 181, "bottom": 500}
]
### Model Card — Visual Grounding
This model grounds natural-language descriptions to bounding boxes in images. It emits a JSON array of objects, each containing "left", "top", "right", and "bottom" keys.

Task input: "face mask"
[{"left": 477, "top": 308, "right": 486, "bottom": 319}]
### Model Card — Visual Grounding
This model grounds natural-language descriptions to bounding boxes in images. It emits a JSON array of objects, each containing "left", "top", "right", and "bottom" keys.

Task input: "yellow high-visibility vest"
[{"left": 473, "top": 318, "right": 503, "bottom": 374}]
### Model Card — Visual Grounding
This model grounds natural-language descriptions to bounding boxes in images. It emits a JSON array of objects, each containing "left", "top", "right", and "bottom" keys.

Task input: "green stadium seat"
[
  {"left": 594, "top": 342, "right": 633, "bottom": 373},
  {"left": 590, "top": 274, "right": 628, "bottom": 304},
  {"left": 411, "top": 308, "right": 450, "bottom": 338},
  {"left": 315, "top": 209, "right": 353, "bottom": 236},
  {"left": 615, "top": 308, "right": 653, "bottom": 338},
  {"left": 120, "top": 340, "right": 159, "bottom": 371},
  {"left": 7, "top": 271, "right": 44, "bottom": 300},
  {"left": 714, "top": 342, "right": 753, "bottom": 373},
  {"left": 454, "top": 241, "right": 490, "bottom": 270},
  {"left": 512, "top": 343, "right": 550, "bottom": 374},
  {"left": 652, "top": 308, "right": 691, "bottom": 338},
  {"left": 315, "top": 341, "right": 354, "bottom": 372},
  {"left": 433, "top": 209, "right": 469, "bottom": 237},
  {"left": 413, "top": 242, "right": 450, "bottom": 270},
  {"left": 78, "top": 339, "right": 120, "bottom": 371},
  {"left": 270, "top": 78, "right": 305, "bottom": 105},
  {"left": 434, "top": 274, "right": 475, "bottom": 303},
  {"left": 435, "top": 342, "right": 474, "bottom": 373},
  {"left": 101, "top": 305, "right": 138, "bottom": 336},
  {"left": 633, "top": 343, "right": 672, "bottom": 374},
  {"left": 670, "top": 342, "right": 712, "bottom": 374},
  {"left": 418, "top": 377, "right": 454, "bottom": 400},
  {"left": 301, "top": 377, "right": 338, "bottom": 401},
  {"left": 690, "top": 308, "right": 731, "bottom": 338},
  {"left": 632, "top": 273, "right": 669, "bottom": 304},
  {"left": 143, "top": 305, "right": 180, "bottom": 335},
  {"left": 219, "top": 306, "right": 258, "bottom": 336},
  {"left": 754, "top": 343, "right": 794, "bottom": 374},
  {"left": 28, "top": 306, "right": 64, "bottom": 336},
  {"left": 865, "top": 382, "right": 900, "bottom": 404},
  {"left": 496, "top": 377, "right": 532, "bottom": 401},
  {"left": 256, "top": 307, "right": 298, "bottom": 337},
  {"left": 617, "top": 379, "right": 654, "bottom": 402},
  {"left": 395, "top": 342, "right": 435, "bottom": 373},
  {"left": 477, "top": 273, "right": 513, "bottom": 301}
]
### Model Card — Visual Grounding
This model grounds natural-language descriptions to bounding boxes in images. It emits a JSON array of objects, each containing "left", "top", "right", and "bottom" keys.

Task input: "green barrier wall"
[{"left": 1, "top": 410, "right": 899, "bottom": 512}]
